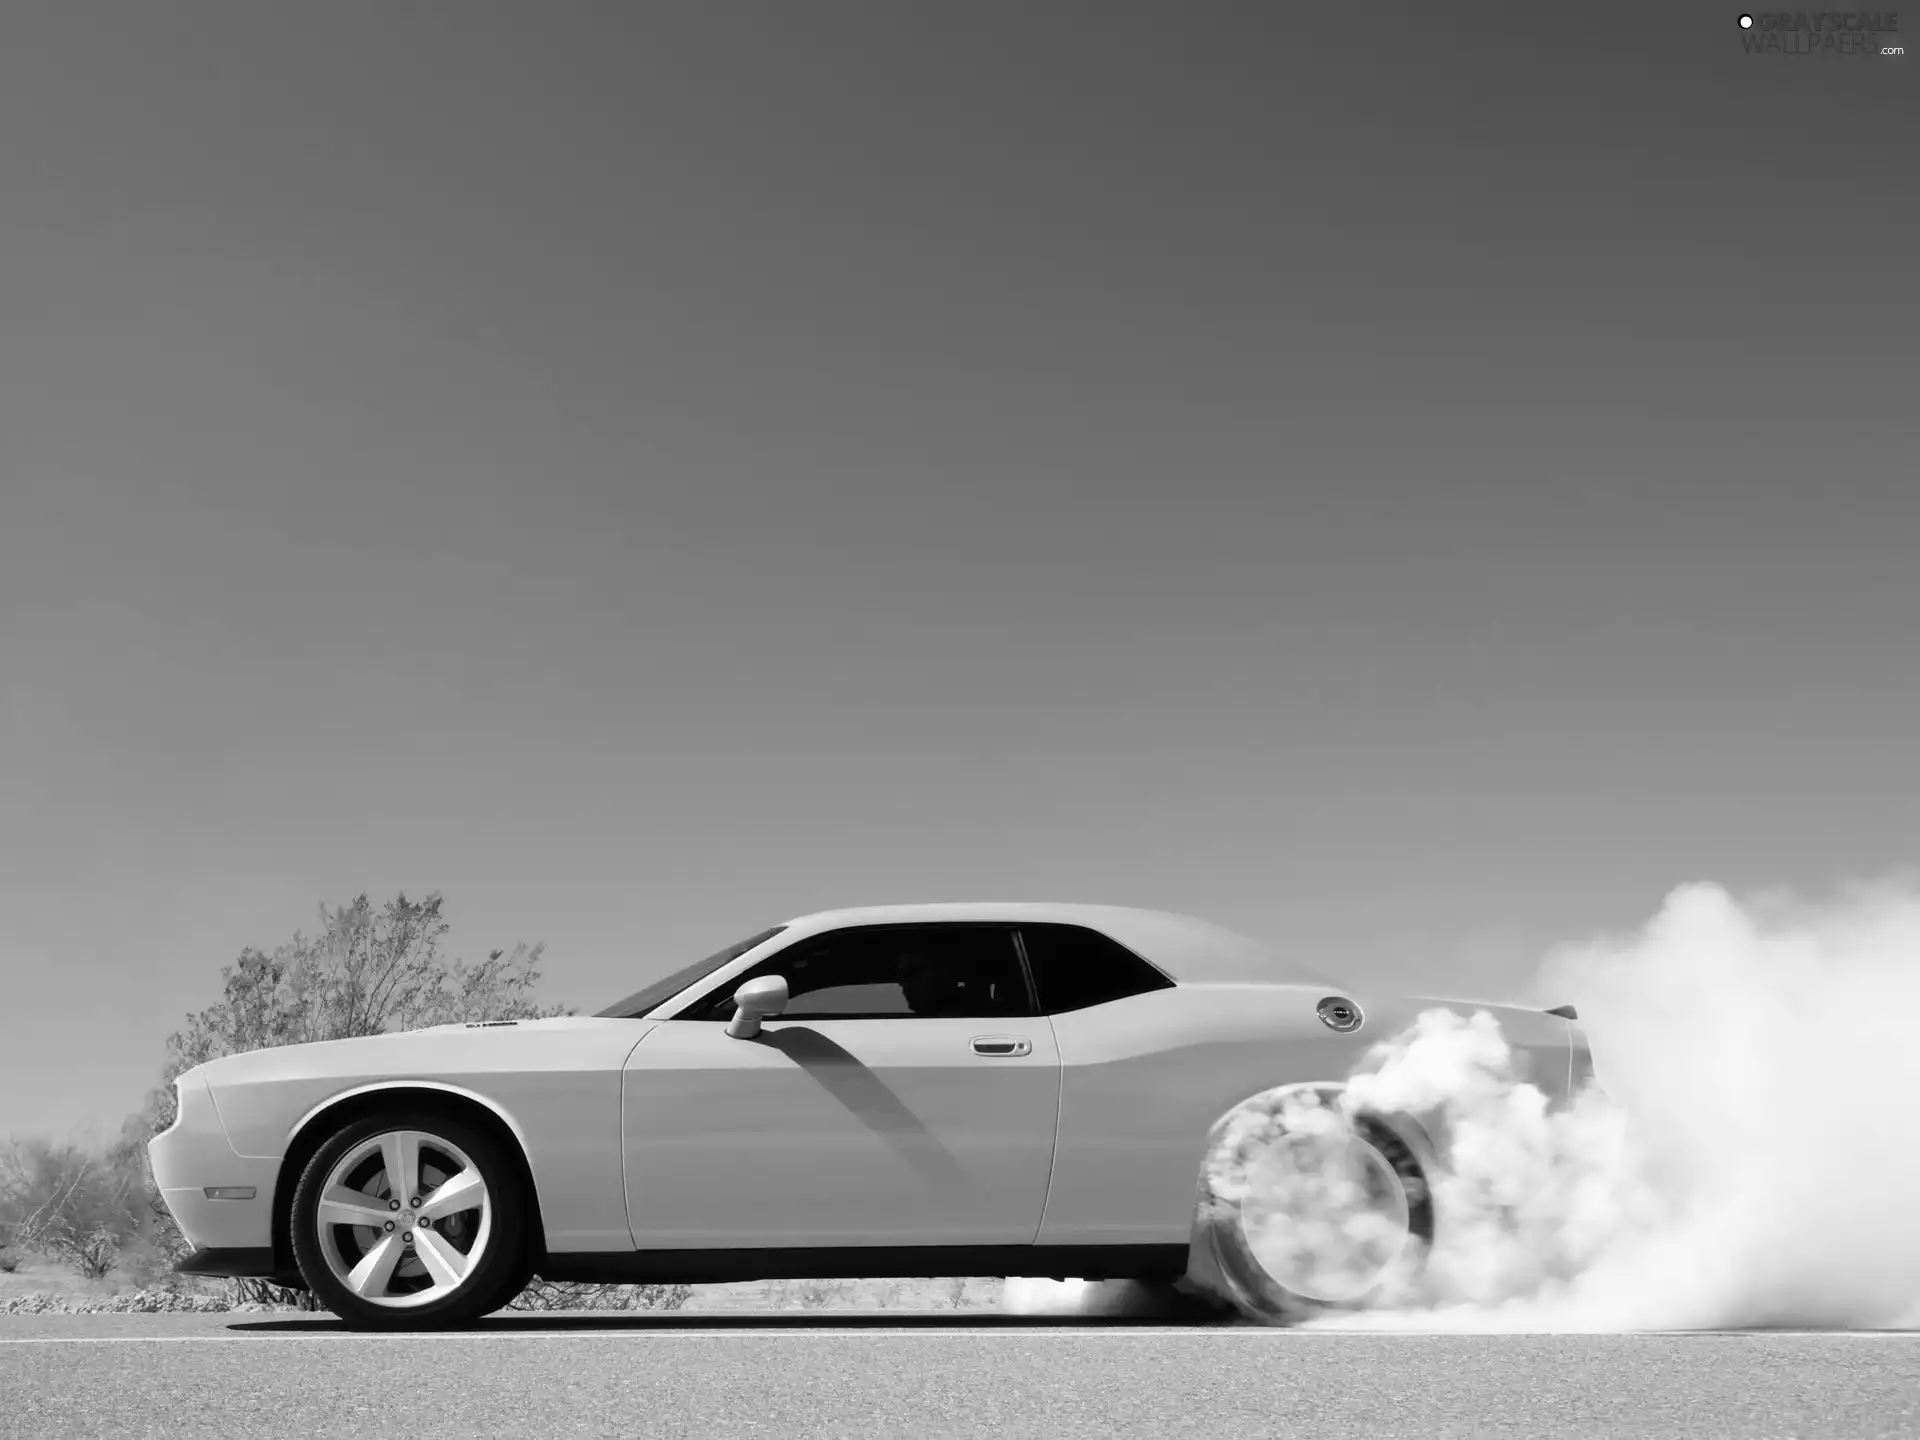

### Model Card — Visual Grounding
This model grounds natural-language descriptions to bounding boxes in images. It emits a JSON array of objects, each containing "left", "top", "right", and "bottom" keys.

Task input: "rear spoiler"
[{"left": 1543, "top": 1003, "right": 1578, "bottom": 1020}]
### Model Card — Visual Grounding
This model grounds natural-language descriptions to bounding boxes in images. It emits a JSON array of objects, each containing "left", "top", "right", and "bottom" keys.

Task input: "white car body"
[{"left": 150, "top": 902, "right": 1584, "bottom": 1298}]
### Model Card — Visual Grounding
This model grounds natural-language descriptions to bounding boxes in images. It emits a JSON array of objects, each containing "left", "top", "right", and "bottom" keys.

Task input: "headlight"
[
  {"left": 154, "top": 1078, "right": 190, "bottom": 1139},
  {"left": 157, "top": 1071, "right": 219, "bottom": 1140}
]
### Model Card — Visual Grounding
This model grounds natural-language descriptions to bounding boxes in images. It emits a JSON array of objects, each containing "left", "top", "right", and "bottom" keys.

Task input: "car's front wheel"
[{"left": 290, "top": 1110, "right": 526, "bottom": 1330}]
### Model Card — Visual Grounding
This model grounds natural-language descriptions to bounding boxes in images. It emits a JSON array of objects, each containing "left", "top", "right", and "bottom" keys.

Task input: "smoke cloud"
[
  {"left": 1001, "top": 1278, "right": 1180, "bottom": 1318},
  {"left": 1315, "top": 879, "right": 1920, "bottom": 1331},
  {"left": 1002, "top": 879, "right": 1920, "bottom": 1331}
]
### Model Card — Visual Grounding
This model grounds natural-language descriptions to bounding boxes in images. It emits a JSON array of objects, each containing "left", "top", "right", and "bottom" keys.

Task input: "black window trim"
[
  {"left": 670, "top": 920, "right": 1041, "bottom": 1021},
  {"left": 1011, "top": 922, "right": 1178, "bottom": 1015}
]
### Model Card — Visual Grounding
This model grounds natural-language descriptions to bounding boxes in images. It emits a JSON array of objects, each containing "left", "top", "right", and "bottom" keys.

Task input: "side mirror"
[{"left": 726, "top": 975, "right": 789, "bottom": 1039}]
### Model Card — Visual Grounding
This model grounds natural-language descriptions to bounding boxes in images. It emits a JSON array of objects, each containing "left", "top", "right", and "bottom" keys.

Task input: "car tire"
[
  {"left": 1186, "top": 1085, "right": 1434, "bottom": 1325},
  {"left": 290, "top": 1109, "right": 527, "bottom": 1331},
  {"left": 472, "top": 1248, "right": 538, "bottom": 1318}
]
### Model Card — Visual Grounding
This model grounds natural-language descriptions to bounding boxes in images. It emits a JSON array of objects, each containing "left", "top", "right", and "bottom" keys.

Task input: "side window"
[
  {"left": 1018, "top": 923, "right": 1175, "bottom": 1014},
  {"left": 679, "top": 925, "right": 1034, "bottom": 1020}
]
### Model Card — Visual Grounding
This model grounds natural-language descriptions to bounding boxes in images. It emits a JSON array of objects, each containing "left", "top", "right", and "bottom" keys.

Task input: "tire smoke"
[
  {"left": 1310, "top": 879, "right": 1920, "bottom": 1331},
  {"left": 1000, "top": 1278, "right": 1188, "bottom": 1317}
]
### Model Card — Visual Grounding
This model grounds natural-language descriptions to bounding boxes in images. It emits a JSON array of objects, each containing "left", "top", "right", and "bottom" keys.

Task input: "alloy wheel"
[{"left": 311, "top": 1129, "right": 494, "bottom": 1309}]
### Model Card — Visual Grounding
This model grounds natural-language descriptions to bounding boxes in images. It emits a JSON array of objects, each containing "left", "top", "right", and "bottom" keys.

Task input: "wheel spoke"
[
  {"left": 318, "top": 1126, "right": 495, "bottom": 1309},
  {"left": 412, "top": 1228, "right": 470, "bottom": 1291},
  {"left": 345, "top": 1233, "right": 405, "bottom": 1298},
  {"left": 317, "top": 1186, "right": 397, "bottom": 1229},
  {"left": 417, "top": 1168, "right": 485, "bottom": 1221},
  {"left": 380, "top": 1131, "right": 421, "bottom": 1203}
]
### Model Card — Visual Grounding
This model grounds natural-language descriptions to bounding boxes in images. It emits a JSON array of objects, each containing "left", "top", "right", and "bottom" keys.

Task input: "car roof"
[{"left": 773, "top": 901, "right": 1340, "bottom": 988}]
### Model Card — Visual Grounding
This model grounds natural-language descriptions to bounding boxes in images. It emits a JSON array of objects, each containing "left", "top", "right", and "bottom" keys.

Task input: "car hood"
[{"left": 183, "top": 1015, "right": 649, "bottom": 1087}]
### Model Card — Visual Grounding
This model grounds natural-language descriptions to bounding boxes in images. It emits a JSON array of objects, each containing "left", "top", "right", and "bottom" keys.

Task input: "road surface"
[{"left": 3, "top": 1311, "right": 1916, "bottom": 1438}]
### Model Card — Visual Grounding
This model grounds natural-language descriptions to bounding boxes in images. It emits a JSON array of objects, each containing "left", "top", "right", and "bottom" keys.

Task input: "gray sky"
[{"left": 1, "top": 4, "right": 1913, "bottom": 1142}]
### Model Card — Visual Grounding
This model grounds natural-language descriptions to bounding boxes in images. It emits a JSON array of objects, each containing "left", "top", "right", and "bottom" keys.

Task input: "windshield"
[{"left": 593, "top": 926, "right": 787, "bottom": 1019}]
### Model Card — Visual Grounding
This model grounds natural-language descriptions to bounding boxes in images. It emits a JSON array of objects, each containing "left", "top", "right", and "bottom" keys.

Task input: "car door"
[{"left": 620, "top": 922, "right": 1061, "bottom": 1249}]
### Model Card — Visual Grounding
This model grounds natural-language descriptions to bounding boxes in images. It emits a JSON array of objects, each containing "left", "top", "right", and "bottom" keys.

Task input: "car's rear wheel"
[
  {"left": 1189, "top": 1086, "right": 1433, "bottom": 1324},
  {"left": 290, "top": 1110, "right": 526, "bottom": 1330}
]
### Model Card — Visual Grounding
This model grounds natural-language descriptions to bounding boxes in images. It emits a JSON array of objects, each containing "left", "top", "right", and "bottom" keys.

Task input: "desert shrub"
[
  {"left": 112, "top": 1232, "right": 193, "bottom": 1290},
  {"left": 0, "top": 1137, "right": 143, "bottom": 1279},
  {"left": 148, "top": 894, "right": 566, "bottom": 1117},
  {"left": 507, "top": 1279, "right": 692, "bottom": 1312},
  {"left": 0, "top": 1288, "right": 235, "bottom": 1315},
  {"left": 230, "top": 1277, "right": 326, "bottom": 1310},
  {"left": 47, "top": 1223, "right": 121, "bottom": 1281},
  {"left": 94, "top": 1289, "right": 234, "bottom": 1313}
]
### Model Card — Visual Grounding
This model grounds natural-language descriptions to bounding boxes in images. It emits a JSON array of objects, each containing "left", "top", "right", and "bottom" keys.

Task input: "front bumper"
[
  {"left": 148, "top": 1073, "right": 282, "bottom": 1256},
  {"left": 173, "top": 1246, "right": 281, "bottom": 1279}
]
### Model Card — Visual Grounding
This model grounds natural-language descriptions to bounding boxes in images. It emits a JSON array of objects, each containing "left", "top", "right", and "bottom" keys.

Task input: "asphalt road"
[{"left": 3, "top": 1312, "right": 1916, "bottom": 1439}]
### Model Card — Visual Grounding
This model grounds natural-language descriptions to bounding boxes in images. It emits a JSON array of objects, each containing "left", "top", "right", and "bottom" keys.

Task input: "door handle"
[{"left": 971, "top": 1036, "right": 1032, "bottom": 1057}]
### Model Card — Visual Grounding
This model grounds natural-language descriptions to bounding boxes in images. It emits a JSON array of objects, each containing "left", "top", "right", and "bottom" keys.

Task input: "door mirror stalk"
[{"left": 727, "top": 975, "right": 790, "bottom": 1039}]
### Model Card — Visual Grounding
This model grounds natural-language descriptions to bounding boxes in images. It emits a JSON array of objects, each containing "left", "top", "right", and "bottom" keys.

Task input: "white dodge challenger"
[{"left": 149, "top": 902, "right": 1587, "bottom": 1328}]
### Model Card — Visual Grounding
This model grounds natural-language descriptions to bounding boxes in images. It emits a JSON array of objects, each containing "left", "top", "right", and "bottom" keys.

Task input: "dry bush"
[
  {"left": 0, "top": 1137, "right": 143, "bottom": 1279},
  {"left": 0, "top": 1288, "right": 234, "bottom": 1315},
  {"left": 149, "top": 894, "right": 565, "bottom": 1114},
  {"left": 230, "top": 1277, "right": 326, "bottom": 1310},
  {"left": 45, "top": 1223, "right": 120, "bottom": 1281},
  {"left": 112, "top": 1232, "right": 193, "bottom": 1291},
  {"left": 507, "top": 1279, "right": 692, "bottom": 1312}
]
